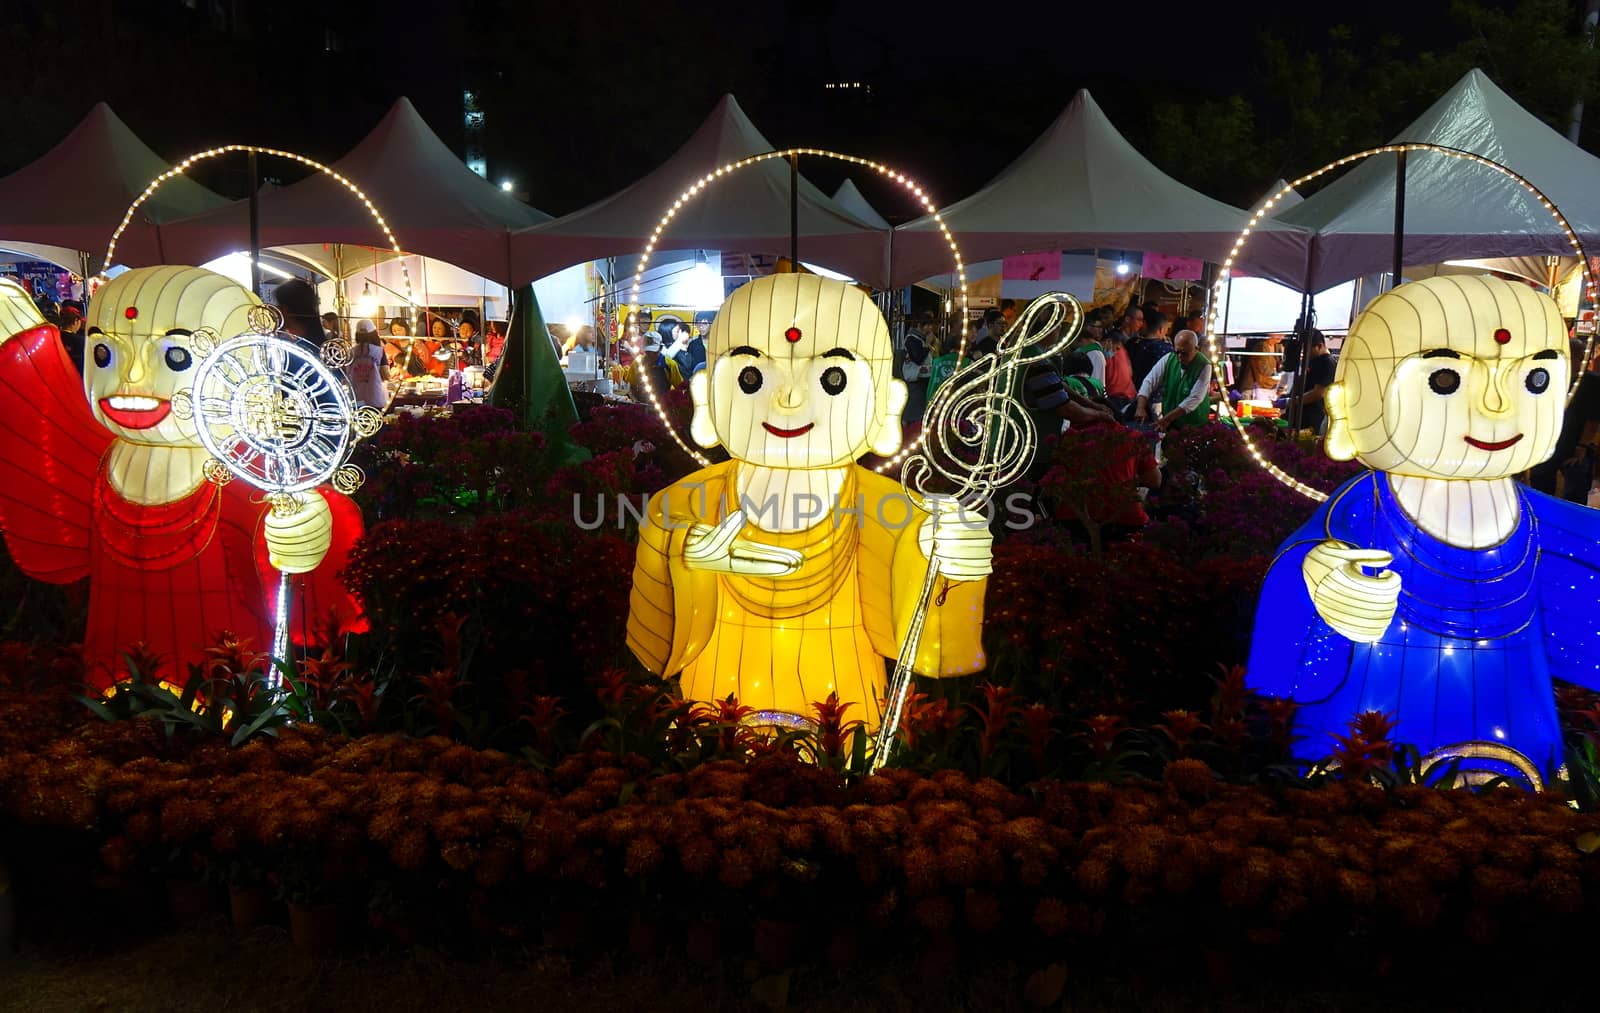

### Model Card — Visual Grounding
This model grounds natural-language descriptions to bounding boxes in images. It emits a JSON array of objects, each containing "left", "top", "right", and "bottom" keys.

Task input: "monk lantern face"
[
  {"left": 1326, "top": 275, "right": 1569, "bottom": 480},
  {"left": 690, "top": 274, "right": 907, "bottom": 468},
  {"left": 85, "top": 266, "right": 259, "bottom": 448}
]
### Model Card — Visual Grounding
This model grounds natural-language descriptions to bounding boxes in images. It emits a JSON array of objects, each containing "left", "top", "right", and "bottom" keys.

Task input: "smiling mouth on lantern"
[
  {"left": 1463, "top": 434, "right": 1524, "bottom": 452},
  {"left": 99, "top": 395, "right": 172, "bottom": 429},
  {"left": 762, "top": 422, "right": 815, "bottom": 439}
]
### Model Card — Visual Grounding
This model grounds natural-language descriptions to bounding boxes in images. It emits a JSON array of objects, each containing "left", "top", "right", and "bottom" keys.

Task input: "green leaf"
[
  {"left": 179, "top": 668, "right": 202, "bottom": 712},
  {"left": 76, "top": 696, "right": 118, "bottom": 723},
  {"left": 579, "top": 717, "right": 621, "bottom": 748},
  {"left": 231, "top": 698, "right": 287, "bottom": 746}
]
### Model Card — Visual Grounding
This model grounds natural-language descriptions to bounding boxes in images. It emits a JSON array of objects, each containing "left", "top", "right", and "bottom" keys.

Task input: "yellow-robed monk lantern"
[{"left": 626, "top": 274, "right": 991, "bottom": 726}]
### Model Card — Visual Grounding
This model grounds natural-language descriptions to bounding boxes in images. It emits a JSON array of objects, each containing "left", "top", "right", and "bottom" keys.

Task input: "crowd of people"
[
  {"left": 887, "top": 296, "right": 1344, "bottom": 541},
  {"left": 555, "top": 310, "right": 712, "bottom": 400}
]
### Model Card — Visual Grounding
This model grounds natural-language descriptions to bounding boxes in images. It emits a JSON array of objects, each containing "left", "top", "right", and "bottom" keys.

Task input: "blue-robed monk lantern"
[{"left": 1247, "top": 275, "right": 1600, "bottom": 789}]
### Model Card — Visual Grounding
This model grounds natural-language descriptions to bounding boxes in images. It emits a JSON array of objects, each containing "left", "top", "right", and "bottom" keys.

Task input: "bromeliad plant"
[{"left": 78, "top": 633, "right": 308, "bottom": 746}]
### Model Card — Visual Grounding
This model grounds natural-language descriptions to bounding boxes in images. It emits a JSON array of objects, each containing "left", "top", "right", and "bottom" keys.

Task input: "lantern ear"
[
  {"left": 689, "top": 370, "right": 719, "bottom": 449},
  {"left": 1323, "top": 382, "right": 1356, "bottom": 461},
  {"left": 869, "top": 378, "right": 908, "bottom": 457}
]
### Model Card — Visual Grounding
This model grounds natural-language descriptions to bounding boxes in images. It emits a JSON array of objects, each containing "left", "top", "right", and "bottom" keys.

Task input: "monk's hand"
[
  {"left": 1302, "top": 540, "right": 1400, "bottom": 643},
  {"left": 683, "top": 509, "right": 803, "bottom": 577},
  {"left": 0, "top": 280, "right": 45, "bottom": 341},
  {"left": 264, "top": 493, "right": 334, "bottom": 575},
  {"left": 917, "top": 496, "right": 992, "bottom": 581}
]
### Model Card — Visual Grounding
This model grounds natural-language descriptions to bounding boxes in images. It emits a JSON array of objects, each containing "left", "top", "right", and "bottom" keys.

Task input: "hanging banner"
[
  {"left": 1001, "top": 253, "right": 1060, "bottom": 281},
  {"left": 1141, "top": 253, "right": 1205, "bottom": 281}
]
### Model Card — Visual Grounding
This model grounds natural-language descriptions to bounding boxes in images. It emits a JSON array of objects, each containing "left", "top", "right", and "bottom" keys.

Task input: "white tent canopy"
[
  {"left": 891, "top": 90, "right": 1309, "bottom": 288},
  {"left": 1279, "top": 69, "right": 1600, "bottom": 289},
  {"left": 510, "top": 95, "right": 889, "bottom": 288},
  {"left": 1254, "top": 180, "right": 1303, "bottom": 214},
  {"left": 0, "top": 103, "right": 229, "bottom": 269},
  {"left": 160, "top": 98, "right": 551, "bottom": 285},
  {"left": 832, "top": 179, "right": 891, "bottom": 229},
  {"left": 0, "top": 241, "right": 92, "bottom": 272}
]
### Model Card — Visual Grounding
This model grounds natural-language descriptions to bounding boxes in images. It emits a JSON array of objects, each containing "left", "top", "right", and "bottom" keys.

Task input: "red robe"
[{"left": 0, "top": 324, "right": 366, "bottom": 689}]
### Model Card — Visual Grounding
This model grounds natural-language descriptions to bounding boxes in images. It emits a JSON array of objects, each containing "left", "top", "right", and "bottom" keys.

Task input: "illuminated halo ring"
[
  {"left": 96, "top": 143, "right": 417, "bottom": 365},
  {"left": 627, "top": 149, "right": 968, "bottom": 472},
  {"left": 1209, "top": 142, "right": 1597, "bottom": 503}
]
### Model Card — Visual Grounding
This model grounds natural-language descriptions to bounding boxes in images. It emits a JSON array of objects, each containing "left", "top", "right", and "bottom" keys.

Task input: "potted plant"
[
  {"left": 165, "top": 848, "right": 216, "bottom": 925},
  {"left": 278, "top": 855, "right": 340, "bottom": 953},
  {"left": 219, "top": 858, "right": 275, "bottom": 929}
]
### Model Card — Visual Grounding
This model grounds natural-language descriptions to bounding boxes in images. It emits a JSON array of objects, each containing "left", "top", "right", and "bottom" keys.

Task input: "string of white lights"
[
  {"left": 1208, "top": 142, "right": 1596, "bottom": 503},
  {"left": 97, "top": 144, "right": 415, "bottom": 314},
  {"left": 626, "top": 148, "right": 967, "bottom": 472}
]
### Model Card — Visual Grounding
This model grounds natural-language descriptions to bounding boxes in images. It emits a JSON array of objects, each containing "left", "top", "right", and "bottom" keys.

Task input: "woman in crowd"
[
  {"left": 484, "top": 320, "right": 507, "bottom": 363},
  {"left": 1101, "top": 325, "right": 1138, "bottom": 420},
  {"left": 1233, "top": 336, "right": 1282, "bottom": 402},
  {"left": 345, "top": 319, "right": 391, "bottom": 409},
  {"left": 411, "top": 314, "right": 451, "bottom": 377}
]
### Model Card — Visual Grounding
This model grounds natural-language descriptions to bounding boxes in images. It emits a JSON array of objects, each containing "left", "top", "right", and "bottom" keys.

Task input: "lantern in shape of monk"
[
  {"left": 626, "top": 274, "right": 992, "bottom": 726},
  {"left": 0, "top": 266, "right": 365, "bottom": 688},
  {"left": 1247, "top": 275, "right": 1600, "bottom": 788}
]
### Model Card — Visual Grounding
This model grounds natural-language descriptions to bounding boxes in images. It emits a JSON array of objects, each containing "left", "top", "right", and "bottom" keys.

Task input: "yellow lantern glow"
[{"left": 626, "top": 274, "right": 991, "bottom": 728}]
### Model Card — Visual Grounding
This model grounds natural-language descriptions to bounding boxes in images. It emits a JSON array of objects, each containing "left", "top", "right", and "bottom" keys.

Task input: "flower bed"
[{"left": 2, "top": 690, "right": 1597, "bottom": 979}]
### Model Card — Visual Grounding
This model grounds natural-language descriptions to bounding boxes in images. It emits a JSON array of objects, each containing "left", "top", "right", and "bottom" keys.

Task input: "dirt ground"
[{"left": 0, "top": 923, "right": 1590, "bottom": 1013}]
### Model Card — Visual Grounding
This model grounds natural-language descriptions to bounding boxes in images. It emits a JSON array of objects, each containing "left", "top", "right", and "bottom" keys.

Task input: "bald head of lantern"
[
  {"left": 690, "top": 274, "right": 907, "bottom": 468},
  {"left": 1326, "top": 275, "right": 1568, "bottom": 479},
  {"left": 85, "top": 266, "right": 261, "bottom": 447}
]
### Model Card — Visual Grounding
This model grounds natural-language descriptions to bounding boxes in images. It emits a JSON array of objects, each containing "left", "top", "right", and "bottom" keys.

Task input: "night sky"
[{"left": 0, "top": 0, "right": 1528, "bottom": 221}]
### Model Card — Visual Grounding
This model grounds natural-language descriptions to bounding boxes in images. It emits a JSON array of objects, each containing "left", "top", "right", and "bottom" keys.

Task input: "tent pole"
[
  {"left": 332, "top": 244, "right": 345, "bottom": 320},
  {"left": 1289, "top": 242, "right": 1320, "bottom": 434},
  {"left": 247, "top": 150, "right": 262, "bottom": 298},
  {"left": 789, "top": 153, "right": 799, "bottom": 267},
  {"left": 1391, "top": 149, "right": 1407, "bottom": 290},
  {"left": 1290, "top": 287, "right": 1311, "bottom": 433}
]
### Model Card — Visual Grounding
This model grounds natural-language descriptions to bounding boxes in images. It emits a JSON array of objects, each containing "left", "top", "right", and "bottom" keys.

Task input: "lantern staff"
[{"left": 872, "top": 292, "right": 1082, "bottom": 769}]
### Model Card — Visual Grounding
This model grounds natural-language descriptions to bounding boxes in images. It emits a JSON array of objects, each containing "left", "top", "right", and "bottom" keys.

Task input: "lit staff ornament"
[
  {"left": 626, "top": 274, "right": 992, "bottom": 728},
  {"left": 0, "top": 266, "right": 366, "bottom": 689},
  {"left": 1247, "top": 275, "right": 1600, "bottom": 789}
]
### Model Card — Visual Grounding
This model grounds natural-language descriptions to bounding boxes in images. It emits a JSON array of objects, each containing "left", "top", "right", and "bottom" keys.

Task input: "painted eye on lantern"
[
  {"left": 1427, "top": 368, "right": 1460, "bottom": 396},
  {"left": 738, "top": 365, "right": 763, "bottom": 394},
  {"left": 93, "top": 343, "right": 111, "bottom": 368},
  {"left": 820, "top": 365, "right": 848, "bottom": 396},
  {"left": 1525, "top": 367, "right": 1550, "bottom": 394},
  {"left": 164, "top": 346, "right": 193, "bottom": 371}
]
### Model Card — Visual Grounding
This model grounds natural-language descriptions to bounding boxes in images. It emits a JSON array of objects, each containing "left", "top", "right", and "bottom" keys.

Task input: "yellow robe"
[{"left": 626, "top": 460, "right": 987, "bottom": 727}]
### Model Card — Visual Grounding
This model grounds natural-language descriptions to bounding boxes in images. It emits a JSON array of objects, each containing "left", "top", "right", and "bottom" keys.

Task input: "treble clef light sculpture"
[
  {"left": 871, "top": 292, "right": 1083, "bottom": 771},
  {"left": 172, "top": 305, "right": 385, "bottom": 679}
]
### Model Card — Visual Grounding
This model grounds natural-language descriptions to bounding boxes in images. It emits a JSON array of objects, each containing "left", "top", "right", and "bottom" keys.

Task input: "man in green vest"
[{"left": 1134, "top": 329, "right": 1212, "bottom": 432}]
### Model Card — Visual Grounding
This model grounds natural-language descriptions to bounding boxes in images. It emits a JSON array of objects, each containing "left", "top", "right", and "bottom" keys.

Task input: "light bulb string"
[
  {"left": 1207, "top": 142, "right": 1595, "bottom": 504},
  {"left": 98, "top": 144, "right": 415, "bottom": 318},
  {"left": 624, "top": 148, "right": 967, "bottom": 473}
]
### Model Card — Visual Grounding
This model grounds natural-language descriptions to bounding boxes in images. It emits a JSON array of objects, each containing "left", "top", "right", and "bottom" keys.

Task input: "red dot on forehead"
[
  {"left": 124, "top": 306, "right": 138, "bottom": 320},
  {"left": 784, "top": 326, "right": 802, "bottom": 343},
  {"left": 1493, "top": 327, "right": 1511, "bottom": 344}
]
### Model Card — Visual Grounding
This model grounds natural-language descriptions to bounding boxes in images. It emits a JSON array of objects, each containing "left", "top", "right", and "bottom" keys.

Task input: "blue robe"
[{"left": 1248, "top": 471, "right": 1600, "bottom": 783}]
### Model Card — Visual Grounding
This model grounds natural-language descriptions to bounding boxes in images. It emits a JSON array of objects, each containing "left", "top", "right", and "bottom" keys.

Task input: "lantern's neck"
[
  {"left": 1387, "top": 473, "right": 1520, "bottom": 550},
  {"left": 105, "top": 441, "right": 210, "bottom": 506},
  {"left": 734, "top": 461, "right": 852, "bottom": 534}
]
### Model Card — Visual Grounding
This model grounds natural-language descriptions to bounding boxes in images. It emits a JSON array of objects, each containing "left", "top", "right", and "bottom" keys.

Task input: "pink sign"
[
  {"left": 1141, "top": 253, "right": 1205, "bottom": 281},
  {"left": 1002, "top": 253, "right": 1061, "bottom": 281}
]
